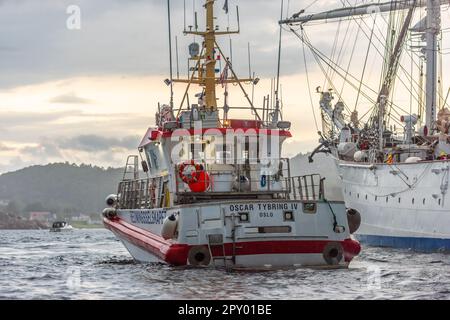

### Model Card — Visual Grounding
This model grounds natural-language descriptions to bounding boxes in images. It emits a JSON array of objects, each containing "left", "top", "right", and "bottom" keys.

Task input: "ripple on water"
[{"left": 0, "top": 230, "right": 449, "bottom": 299}]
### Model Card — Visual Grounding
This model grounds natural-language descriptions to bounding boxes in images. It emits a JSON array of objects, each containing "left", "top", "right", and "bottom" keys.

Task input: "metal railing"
[
  {"left": 290, "top": 174, "right": 325, "bottom": 201},
  {"left": 116, "top": 162, "right": 326, "bottom": 209},
  {"left": 117, "top": 176, "right": 165, "bottom": 209}
]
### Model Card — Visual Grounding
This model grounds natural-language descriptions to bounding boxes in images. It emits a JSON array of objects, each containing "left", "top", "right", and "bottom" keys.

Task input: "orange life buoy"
[{"left": 178, "top": 160, "right": 205, "bottom": 184}]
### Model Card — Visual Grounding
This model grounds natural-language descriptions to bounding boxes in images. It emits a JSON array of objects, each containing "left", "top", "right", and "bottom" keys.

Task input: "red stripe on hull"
[
  {"left": 104, "top": 217, "right": 361, "bottom": 266},
  {"left": 103, "top": 217, "right": 189, "bottom": 266}
]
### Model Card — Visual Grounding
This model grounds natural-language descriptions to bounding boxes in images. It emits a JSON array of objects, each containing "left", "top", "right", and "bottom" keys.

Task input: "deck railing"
[
  {"left": 290, "top": 174, "right": 325, "bottom": 201},
  {"left": 117, "top": 161, "right": 326, "bottom": 209}
]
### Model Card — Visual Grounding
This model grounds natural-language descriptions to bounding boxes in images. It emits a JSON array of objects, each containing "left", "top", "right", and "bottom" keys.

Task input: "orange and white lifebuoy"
[
  {"left": 178, "top": 160, "right": 204, "bottom": 184},
  {"left": 178, "top": 160, "right": 210, "bottom": 192}
]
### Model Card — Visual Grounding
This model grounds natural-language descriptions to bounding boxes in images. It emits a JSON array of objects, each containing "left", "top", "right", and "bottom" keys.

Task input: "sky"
[{"left": 1, "top": 0, "right": 449, "bottom": 174}]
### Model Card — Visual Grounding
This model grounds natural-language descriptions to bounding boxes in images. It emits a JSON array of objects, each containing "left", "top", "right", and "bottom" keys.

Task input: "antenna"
[
  {"left": 229, "top": 38, "right": 233, "bottom": 65},
  {"left": 247, "top": 42, "right": 252, "bottom": 79},
  {"left": 176, "top": 36, "right": 180, "bottom": 79},
  {"left": 195, "top": 11, "right": 198, "bottom": 31},
  {"left": 183, "top": 0, "right": 186, "bottom": 32},
  {"left": 167, "top": 0, "right": 174, "bottom": 108},
  {"left": 236, "top": 6, "right": 240, "bottom": 33},
  {"left": 274, "top": 0, "right": 284, "bottom": 124},
  {"left": 251, "top": 71, "right": 255, "bottom": 106}
]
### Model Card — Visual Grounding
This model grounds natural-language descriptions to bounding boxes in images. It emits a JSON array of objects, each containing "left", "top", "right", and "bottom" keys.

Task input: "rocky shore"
[{"left": 0, "top": 211, "right": 49, "bottom": 230}]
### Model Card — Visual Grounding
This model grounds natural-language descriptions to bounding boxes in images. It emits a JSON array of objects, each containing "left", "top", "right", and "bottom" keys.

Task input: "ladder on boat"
[{"left": 207, "top": 233, "right": 234, "bottom": 270}]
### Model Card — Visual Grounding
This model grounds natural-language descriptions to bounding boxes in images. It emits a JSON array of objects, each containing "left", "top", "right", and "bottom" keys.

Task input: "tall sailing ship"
[
  {"left": 281, "top": 0, "right": 450, "bottom": 251},
  {"left": 101, "top": 1, "right": 361, "bottom": 268}
]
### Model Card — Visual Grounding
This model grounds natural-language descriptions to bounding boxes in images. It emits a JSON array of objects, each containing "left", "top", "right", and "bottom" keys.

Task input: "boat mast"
[
  {"left": 175, "top": 1, "right": 258, "bottom": 120},
  {"left": 204, "top": 0, "right": 217, "bottom": 111},
  {"left": 280, "top": 0, "right": 448, "bottom": 134},
  {"left": 425, "top": 0, "right": 441, "bottom": 131},
  {"left": 274, "top": 0, "right": 284, "bottom": 125}
]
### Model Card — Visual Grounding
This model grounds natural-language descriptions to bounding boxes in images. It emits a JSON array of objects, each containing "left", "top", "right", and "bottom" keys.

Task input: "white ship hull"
[
  {"left": 104, "top": 200, "right": 361, "bottom": 269},
  {"left": 336, "top": 158, "right": 450, "bottom": 251}
]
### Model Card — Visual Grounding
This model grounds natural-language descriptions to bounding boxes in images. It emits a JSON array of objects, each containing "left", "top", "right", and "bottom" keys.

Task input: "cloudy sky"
[{"left": 1, "top": 0, "right": 449, "bottom": 174}]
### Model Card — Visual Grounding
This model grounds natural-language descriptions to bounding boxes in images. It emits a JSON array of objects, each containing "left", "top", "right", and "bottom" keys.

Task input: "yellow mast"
[
  {"left": 204, "top": 0, "right": 217, "bottom": 111},
  {"left": 174, "top": 0, "right": 255, "bottom": 118}
]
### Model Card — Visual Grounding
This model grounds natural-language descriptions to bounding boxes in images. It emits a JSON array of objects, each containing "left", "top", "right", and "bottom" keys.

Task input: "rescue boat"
[{"left": 102, "top": 0, "right": 361, "bottom": 269}]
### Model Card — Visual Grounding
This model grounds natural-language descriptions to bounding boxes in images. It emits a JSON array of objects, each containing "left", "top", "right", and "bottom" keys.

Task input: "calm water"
[{"left": 0, "top": 229, "right": 449, "bottom": 300}]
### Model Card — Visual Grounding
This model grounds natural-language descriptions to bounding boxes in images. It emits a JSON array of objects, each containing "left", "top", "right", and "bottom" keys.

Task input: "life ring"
[
  {"left": 187, "top": 246, "right": 211, "bottom": 267},
  {"left": 178, "top": 160, "right": 205, "bottom": 184},
  {"left": 322, "top": 242, "right": 344, "bottom": 266}
]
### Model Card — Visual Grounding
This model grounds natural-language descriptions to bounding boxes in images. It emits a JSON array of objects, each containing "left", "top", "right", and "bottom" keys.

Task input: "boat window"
[
  {"left": 215, "top": 144, "right": 231, "bottom": 164},
  {"left": 439, "top": 199, "right": 441, "bottom": 205},
  {"left": 357, "top": 193, "right": 360, "bottom": 199},
  {"left": 423, "top": 198, "right": 426, "bottom": 205},
  {"left": 365, "top": 194, "right": 368, "bottom": 200},
  {"left": 412, "top": 198, "right": 415, "bottom": 204},
  {"left": 386, "top": 197, "right": 388, "bottom": 203},
  {"left": 375, "top": 196, "right": 378, "bottom": 201},
  {"left": 145, "top": 143, "right": 168, "bottom": 174},
  {"left": 398, "top": 198, "right": 401, "bottom": 203}
]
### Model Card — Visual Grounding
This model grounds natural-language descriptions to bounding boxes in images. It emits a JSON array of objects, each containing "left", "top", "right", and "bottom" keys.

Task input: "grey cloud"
[
  {"left": 50, "top": 92, "right": 92, "bottom": 104},
  {"left": 21, "top": 141, "right": 62, "bottom": 157},
  {"left": 19, "top": 134, "right": 139, "bottom": 160},
  {"left": 0, "top": 110, "right": 84, "bottom": 129},
  {"left": 60, "top": 134, "right": 140, "bottom": 152},
  {"left": 0, "top": 0, "right": 315, "bottom": 89},
  {"left": 0, "top": 143, "right": 14, "bottom": 151}
]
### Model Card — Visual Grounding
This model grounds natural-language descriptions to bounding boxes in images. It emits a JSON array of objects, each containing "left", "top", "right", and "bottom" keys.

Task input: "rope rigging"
[{"left": 285, "top": 0, "right": 447, "bottom": 135}]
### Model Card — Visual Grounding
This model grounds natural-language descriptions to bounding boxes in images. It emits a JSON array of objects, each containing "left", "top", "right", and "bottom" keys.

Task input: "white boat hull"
[
  {"left": 336, "top": 159, "right": 450, "bottom": 251},
  {"left": 104, "top": 200, "right": 361, "bottom": 269}
]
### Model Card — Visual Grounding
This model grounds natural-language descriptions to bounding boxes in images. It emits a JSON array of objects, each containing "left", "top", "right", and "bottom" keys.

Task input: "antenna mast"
[
  {"left": 167, "top": 0, "right": 174, "bottom": 108},
  {"left": 424, "top": 0, "right": 441, "bottom": 131},
  {"left": 274, "top": 0, "right": 284, "bottom": 125}
]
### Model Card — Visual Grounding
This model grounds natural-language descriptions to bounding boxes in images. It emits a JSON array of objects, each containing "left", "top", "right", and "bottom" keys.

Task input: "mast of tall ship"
[{"left": 280, "top": 0, "right": 447, "bottom": 133}]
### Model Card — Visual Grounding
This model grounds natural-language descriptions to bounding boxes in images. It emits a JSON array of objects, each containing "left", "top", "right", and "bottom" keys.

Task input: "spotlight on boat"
[
  {"left": 164, "top": 79, "right": 172, "bottom": 86},
  {"left": 253, "top": 78, "right": 260, "bottom": 85}
]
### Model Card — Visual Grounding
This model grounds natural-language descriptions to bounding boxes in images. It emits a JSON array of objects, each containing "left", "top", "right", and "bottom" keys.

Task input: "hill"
[
  {"left": 0, "top": 154, "right": 344, "bottom": 218},
  {"left": 0, "top": 211, "right": 48, "bottom": 229},
  {"left": 0, "top": 163, "right": 124, "bottom": 215}
]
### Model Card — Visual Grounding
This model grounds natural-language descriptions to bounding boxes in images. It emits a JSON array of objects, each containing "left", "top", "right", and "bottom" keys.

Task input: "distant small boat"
[{"left": 49, "top": 221, "right": 73, "bottom": 232}]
